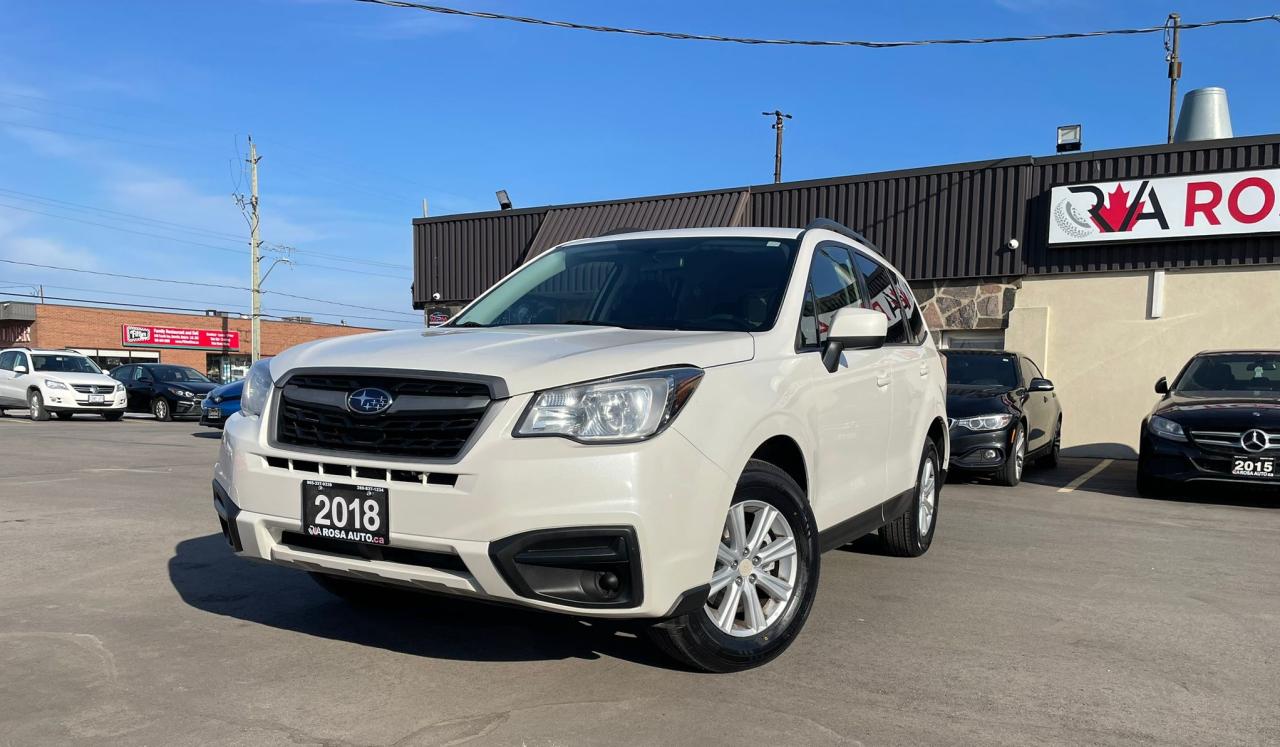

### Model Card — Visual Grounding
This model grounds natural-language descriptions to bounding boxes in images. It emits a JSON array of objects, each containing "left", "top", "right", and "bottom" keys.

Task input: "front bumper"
[
  {"left": 948, "top": 425, "right": 1016, "bottom": 471},
  {"left": 171, "top": 396, "right": 207, "bottom": 418},
  {"left": 43, "top": 389, "right": 127, "bottom": 412},
  {"left": 1140, "top": 429, "right": 1280, "bottom": 489},
  {"left": 212, "top": 395, "right": 735, "bottom": 619}
]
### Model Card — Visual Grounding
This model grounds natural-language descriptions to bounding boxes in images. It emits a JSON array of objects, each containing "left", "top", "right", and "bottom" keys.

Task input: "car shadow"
[
  {"left": 168, "top": 534, "right": 679, "bottom": 669},
  {"left": 189, "top": 431, "right": 221, "bottom": 439}
]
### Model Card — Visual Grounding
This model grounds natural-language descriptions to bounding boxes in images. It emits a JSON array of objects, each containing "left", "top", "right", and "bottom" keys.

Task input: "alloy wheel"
[
  {"left": 154, "top": 400, "right": 168, "bottom": 420},
  {"left": 28, "top": 392, "right": 40, "bottom": 419},
  {"left": 704, "top": 500, "right": 799, "bottom": 637},
  {"left": 918, "top": 457, "right": 937, "bottom": 535},
  {"left": 1014, "top": 431, "right": 1026, "bottom": 479}
]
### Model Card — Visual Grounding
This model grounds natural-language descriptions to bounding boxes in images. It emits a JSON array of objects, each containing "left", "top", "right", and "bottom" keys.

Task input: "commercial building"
[
  {"left": 0, "top": 302, "right": 378, "bottom": 382},
  {"left": 410, "top": 132, "right": 1280, "bottom": 458}
]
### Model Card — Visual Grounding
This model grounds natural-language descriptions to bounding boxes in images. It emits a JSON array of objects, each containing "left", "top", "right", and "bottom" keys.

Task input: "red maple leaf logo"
[{"left": 1092, "top": 184, "right": 1144, "bottom": 232}]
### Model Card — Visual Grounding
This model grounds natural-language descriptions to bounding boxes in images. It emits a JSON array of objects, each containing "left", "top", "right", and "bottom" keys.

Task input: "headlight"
[
  {"left": 168, "top": 386, "right": 196, "bottom": 398},
  {"left": 953, "top": 413, "right": 1014, "bottom": 432},
  {"left": 240, "top": 360, "right": 274, "bottom": 418},
  {"left": 516, "top": 367, "right": 704, "bottom": 443},
  {"left": 114, "top": 383, "right": 125, "bottom": 393},
  {"left": 1147, "top": 415, "right": 1187, "bottom": 442},
  {"left": 44, "top": 379, "right": 69, "bottom": 390}
]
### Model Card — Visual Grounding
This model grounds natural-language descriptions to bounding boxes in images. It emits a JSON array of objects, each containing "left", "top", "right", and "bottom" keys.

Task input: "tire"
[
  {"left": 28, "top": 390, "right": 50, "bottom": 421},
  {"left": 1039, "top": 417, "right": 1062, "bottom": 468},
  {"left": 55, "top": 411, "right": 73, "bottom": 421},
  {"left": 102, "top": 412, "right": 124, "bottom": 422},
  {"left": 880, "top": 440, "right": 941, "bottom": 557},
  {"left": 648, "top": 459, "right": 819, "bottom": 673},
  {"left": 994, "top": 424, "right": 1025, "bottom": 487},
  {"left": 151, "top": 397, "right": 172, "bottom": 421}
]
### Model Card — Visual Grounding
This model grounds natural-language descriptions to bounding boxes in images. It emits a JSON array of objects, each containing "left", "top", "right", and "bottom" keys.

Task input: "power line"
[
  {"left": 350, "top": 2, "right": 1280, "bottom": 48},
  {"left": 0, "top": 189, "right": 412, "bottom": 271},
  {"left": 0, "top": 290, "right": 393, "bottom": 328},
  {"left": 0, "top": 258, "right": 420, "bottom": 316}
]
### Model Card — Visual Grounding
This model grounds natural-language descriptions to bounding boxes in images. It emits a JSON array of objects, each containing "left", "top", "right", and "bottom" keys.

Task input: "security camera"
[
  {"left": 432, "top": 292, "right": 442, "bottom": 301},
  {"left": 1006, "top": 238, "right": 1021, "bottom": 250}
]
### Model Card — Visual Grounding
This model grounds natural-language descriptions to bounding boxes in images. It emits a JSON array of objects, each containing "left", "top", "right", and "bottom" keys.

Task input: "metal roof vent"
[{"left": 1173, "top": 87, "right": 1233, "bottom": 143}]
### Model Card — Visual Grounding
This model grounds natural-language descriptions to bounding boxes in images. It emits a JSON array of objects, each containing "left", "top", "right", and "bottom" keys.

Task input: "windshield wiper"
[
  {"left": 450, "top": 321, "right": 488, "bottom": 328},
  {"left": 558, "top": 320, "right": 620, "bottom": 327}
]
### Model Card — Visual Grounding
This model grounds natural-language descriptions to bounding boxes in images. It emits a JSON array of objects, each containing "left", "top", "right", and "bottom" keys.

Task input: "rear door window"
[{"left": 0, "top": 351, "right": 15, "bottom": 371}]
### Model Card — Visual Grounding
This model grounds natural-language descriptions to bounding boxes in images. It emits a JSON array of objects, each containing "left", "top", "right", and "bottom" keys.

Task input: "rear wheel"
[
  {"left": 55, "top": 411, "right": 73, "bottom": 421},
  {"left": 28, "top": 390, "right": 49, "bottom": 421},
  {"left": 151, "top": 397, "right": 172, "bottom": 421},
  {"left": 880, "top": 440, "right": 941, "bottom": 557},
  {"left": 995, "top": 424, "right": 1025, "bottom": 487},
  {"left": 649, "top": 459, "right": 819, "bottom": 673}
]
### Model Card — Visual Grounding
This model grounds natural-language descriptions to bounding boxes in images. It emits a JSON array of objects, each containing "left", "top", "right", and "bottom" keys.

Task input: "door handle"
[{"left": 875, "top": 373, "right": 891, "bottom": 388}]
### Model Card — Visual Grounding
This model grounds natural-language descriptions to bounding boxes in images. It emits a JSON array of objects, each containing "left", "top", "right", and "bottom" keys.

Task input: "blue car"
[{"left": 199, "top": 379, "right": 243, "bottom": 428}]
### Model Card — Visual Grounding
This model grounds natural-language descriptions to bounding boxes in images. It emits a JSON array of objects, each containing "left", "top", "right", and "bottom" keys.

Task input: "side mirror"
[
  {"left": 1028, "top": 377, "right": 1054, "bottom": 392},
  {"left": 821, "top": 307, "right": 888, "bottom": 373},
  {"left": 13, "top": 364, "right": 27, "bottom": 375},
  {"left": 1154, "top": 376, "right": 1169, "bottom": 395}
]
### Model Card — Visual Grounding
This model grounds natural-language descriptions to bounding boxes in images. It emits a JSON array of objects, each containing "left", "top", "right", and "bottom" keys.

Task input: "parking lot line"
[{"left": 1057, "top": 458, "right": 1114, "bottom": 493}]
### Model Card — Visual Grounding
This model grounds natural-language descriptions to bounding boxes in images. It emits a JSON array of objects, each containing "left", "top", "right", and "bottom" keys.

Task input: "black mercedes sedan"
[
  {"left": 1138, "top": 350, "right": 1280, "bottom": 494},
  {"left": 943, "top": 350, "right": 1063, "bottom": 486},
  {"left": 108, "top": 363, "right": 219, "bottom": 421}
]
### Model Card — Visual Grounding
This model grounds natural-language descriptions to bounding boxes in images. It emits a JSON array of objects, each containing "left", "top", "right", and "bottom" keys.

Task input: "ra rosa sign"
[
  {"left": 122, "top": 324, "right": 240, "bottom": 351},
  {"left": 1048, "top": 168, "right": 1280, "bottom": 245}
]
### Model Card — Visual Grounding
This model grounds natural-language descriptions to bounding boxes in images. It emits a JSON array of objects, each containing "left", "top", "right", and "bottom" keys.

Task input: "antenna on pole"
[{"left": 761, "top": 110, "right": 792, "bottom": 184}]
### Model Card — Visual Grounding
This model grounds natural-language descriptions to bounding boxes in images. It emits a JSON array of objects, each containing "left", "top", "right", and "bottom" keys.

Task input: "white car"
[
  {"left": 0, "top": 347, "right": 127, "bottom": 421},
  {"left": 213, "top": 221, "right": 949, "bottom": 672}
]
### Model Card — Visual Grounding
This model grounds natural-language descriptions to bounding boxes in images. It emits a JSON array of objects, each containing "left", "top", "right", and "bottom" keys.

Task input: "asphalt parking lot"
[{"left": 1, "top": 414, "right": 1277, "bottom": 746}]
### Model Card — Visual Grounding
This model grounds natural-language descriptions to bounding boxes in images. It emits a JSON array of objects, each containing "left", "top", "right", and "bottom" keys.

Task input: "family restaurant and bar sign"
[{"left": 121, "top": 324, "right": 241, "bottom": 351}]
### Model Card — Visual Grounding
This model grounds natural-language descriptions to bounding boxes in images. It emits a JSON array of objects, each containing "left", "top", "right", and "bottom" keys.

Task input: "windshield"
[
  {"left": 450, "top": 236, "right": 800, "bottom": 332},
  {"left": 33, "top": 354, "right": 102, "bottom": 374},
  {"left": 152, "top": 366, "right": 212, "bottom": 383},
  {"left": 1174, "top": 354, "right": 1280, "bottom": 395},
  {"left": 943, "top": 352, "right": 1019, "bottom": 389}
]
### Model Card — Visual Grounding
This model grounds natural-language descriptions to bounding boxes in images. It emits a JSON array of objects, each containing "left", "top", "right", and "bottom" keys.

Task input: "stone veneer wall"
[{"left": 912, "top": 278, "right": 1019, "bottom": 331}]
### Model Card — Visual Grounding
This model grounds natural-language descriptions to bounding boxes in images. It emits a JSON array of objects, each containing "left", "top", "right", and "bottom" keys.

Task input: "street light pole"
[
  {"left": 248, "top": 137, "right": 262, "bottom": 362},
  {"left": 762, "top": 110, "right": 792, "bottom": 184}
]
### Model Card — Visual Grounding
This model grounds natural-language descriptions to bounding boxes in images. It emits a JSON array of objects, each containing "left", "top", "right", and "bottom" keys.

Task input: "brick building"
[{"left": 0, "top": 302, "right": 380, "bottom": 382}]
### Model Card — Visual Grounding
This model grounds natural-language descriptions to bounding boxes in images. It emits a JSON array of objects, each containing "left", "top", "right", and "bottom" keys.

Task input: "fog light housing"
[{"left": 490, "top": 527, "right": 642, "bottom": 609}]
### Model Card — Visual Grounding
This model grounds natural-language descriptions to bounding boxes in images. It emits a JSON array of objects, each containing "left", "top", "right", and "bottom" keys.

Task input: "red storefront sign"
[{"left": 121, "top": 324, "right": 241, "bottom": 350}]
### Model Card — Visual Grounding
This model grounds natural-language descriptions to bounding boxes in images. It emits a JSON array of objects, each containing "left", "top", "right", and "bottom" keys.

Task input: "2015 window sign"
[{"left": 1048, "top": 168, "right": 1280, "bottom": 245}]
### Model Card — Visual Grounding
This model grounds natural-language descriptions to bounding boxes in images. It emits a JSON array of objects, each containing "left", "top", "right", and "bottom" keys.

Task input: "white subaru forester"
[{"left": 214, "top": 221, "right": 948, "bottom": 672}]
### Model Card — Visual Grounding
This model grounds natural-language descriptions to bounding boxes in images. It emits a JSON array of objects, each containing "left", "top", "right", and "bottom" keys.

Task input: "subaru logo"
[
  {"left": 347, "top": 387, "right": 393, "bottom": 415},
  {"left": 1240, "top": 429, "right": 1269, "bottom": 453}
]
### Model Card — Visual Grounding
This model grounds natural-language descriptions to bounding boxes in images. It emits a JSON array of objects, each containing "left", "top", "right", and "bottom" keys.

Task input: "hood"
[
  {"left": 36, "top": 371, "right": 119, "bottom": 388},
  {"left": 159, "top": 380, "right": 218, "bottom": 394},
  {"left": 209, "top": 380, "right": 243, "bottom": 401},
  {"left": 946, "top": 386, "right": 1018, "bottom": 419},
  {"left": 1152, "top": 392, "right": 1280, "bottom": 430},
  {"left": 268, "top": 326, "right": 756, "bottom": 396}
]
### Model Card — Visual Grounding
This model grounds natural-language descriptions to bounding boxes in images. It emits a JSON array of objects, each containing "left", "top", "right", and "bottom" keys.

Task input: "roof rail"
[{"left": 800, "top": 218, "right": 882, "bottom": 255}]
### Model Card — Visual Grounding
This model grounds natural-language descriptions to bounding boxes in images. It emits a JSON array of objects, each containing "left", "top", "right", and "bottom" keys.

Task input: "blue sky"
[{"left": 1, "top": 1, "right": 1277, "bottom": 328}]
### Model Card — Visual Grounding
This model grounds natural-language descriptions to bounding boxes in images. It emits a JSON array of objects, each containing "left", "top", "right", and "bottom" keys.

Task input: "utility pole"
[
  {"left": 1165, "top": 12, "right": 1182, "bottom": 143},
  {"left": 248, "top": 136, "right": 262, "bottom": 362},
  {"left": 762, "top": 110, "right": 792, "bottom": 183}
]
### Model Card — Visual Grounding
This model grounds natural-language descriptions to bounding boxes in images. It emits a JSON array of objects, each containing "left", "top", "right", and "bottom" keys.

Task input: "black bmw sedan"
[
  {"left": 943, "top": 350, "right": 1063, "bottom": 486},
  {"left": 1138, "top": 350, "right": 1280, "bottom": 495}
]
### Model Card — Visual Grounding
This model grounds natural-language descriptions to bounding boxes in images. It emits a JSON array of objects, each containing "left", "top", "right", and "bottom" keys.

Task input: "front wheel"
[
  {"left": 649, "top": 459, "right": 819, "bottom": 673},
  {"left": 151, "top": 397, "right": 172, "bottom": 421},
  {"left": 28, "top": 390, "right": 49, "bottom": 421},
  {"left": 995, "top": 424, "right": 1025, "bottom": 487},
  {"left": 880, "top": 440, "right": 941, "bottom": 557}
]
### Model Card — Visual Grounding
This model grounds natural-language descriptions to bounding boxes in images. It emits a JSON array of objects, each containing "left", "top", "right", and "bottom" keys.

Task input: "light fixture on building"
[
  {"left": 495, "top": 190, "right": 512, "bottom": 210},
  {"left": 1056, "top": 124, "right": 1082, "bottom": 153}
]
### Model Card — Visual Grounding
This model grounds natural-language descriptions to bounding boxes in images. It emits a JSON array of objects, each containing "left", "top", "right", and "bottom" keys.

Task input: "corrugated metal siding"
[
  {"left": 749, "top": 159, "right": 1028, "bottom": 281},
  {"left": 413, "top": 210, "right": 545, "bottom": 304},
  {"left": 1026, "top": 137, "right": 1280, "bottom": 274},
  {"left": 522, "top": 189, "right": 749, "bottom": 260}
]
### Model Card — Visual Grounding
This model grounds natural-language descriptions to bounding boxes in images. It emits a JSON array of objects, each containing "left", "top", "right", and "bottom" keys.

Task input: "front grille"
[
  {"left": 274, "top": 373, "right": 492, "bottom": 460},
  {"left": 72, "top": 384, "right": 113, "bottom": 394},
  {"left": 1189, "top": 429, "right": 1280, "bottom": 454}
]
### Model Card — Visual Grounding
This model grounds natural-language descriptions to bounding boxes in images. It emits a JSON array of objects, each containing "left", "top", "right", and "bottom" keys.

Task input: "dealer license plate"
[
  {"left": 89, "top": 394, "right": 105, "bottom": 404},
  {"left": 1231, "top": 456, "right": 1275, "bottom": 478},
  {"left": 205, "top": 408, "right": 221, "bottom": 419},
  {"left": 301, "top": 480, "right": 389, "bottom": 545}
]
